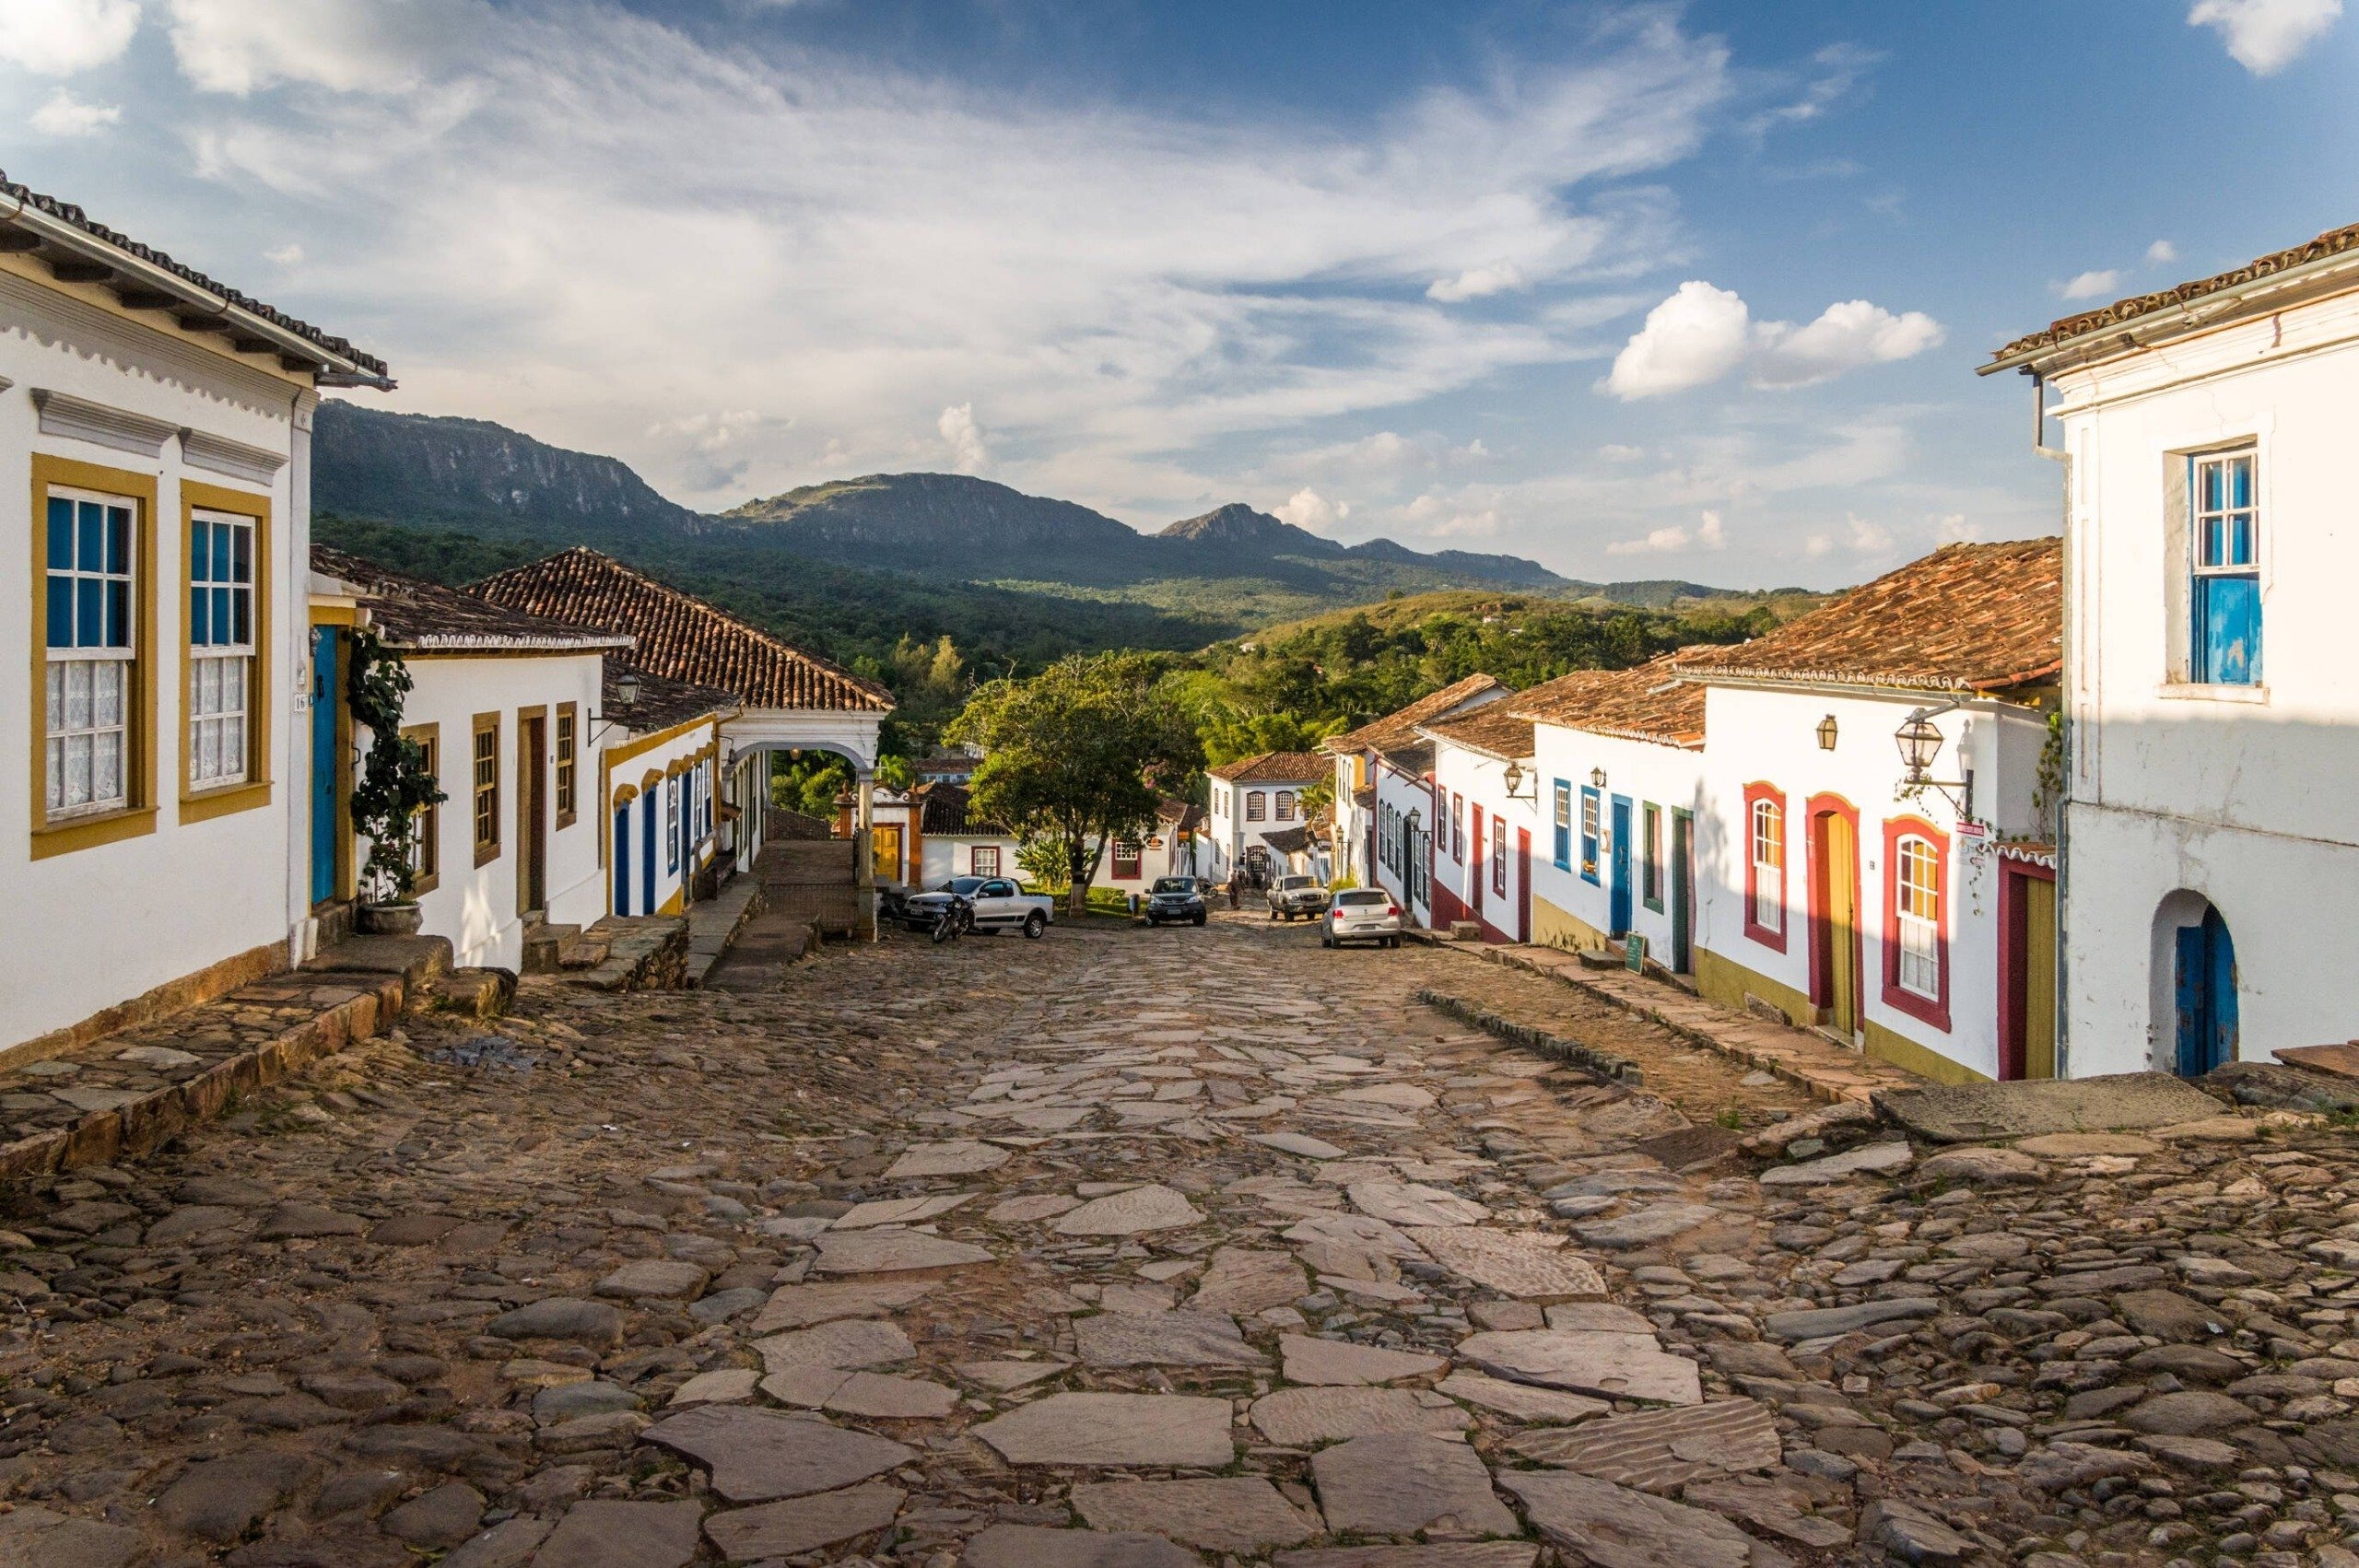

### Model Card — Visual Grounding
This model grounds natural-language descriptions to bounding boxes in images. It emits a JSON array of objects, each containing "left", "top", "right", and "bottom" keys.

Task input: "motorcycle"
[{"left": 928, "top": 894, "right": 975, "bottom": 944}]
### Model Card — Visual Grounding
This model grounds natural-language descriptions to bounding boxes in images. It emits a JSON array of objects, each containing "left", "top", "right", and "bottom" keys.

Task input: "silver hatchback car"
[{"left": 1321, "top": 888, "right": 1403, "bottom": 949}]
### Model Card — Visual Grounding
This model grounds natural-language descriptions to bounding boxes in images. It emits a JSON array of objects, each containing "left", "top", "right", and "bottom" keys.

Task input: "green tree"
[{"left": 950, "top": 652, "right": 1203, "bottom": 916}]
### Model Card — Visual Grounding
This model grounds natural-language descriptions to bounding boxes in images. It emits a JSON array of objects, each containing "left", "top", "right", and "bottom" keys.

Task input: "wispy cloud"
[{"left": 29, "top": 87, "right": 122, "bottom": 137}]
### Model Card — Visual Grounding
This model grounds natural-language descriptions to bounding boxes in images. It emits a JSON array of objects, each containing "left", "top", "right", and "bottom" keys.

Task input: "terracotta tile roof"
[
  {"left": 1417, "top": 705, "right": 1536, "bottom": 762},
  {"left": 918, "top": 782, "right": 1011, "bottom": 837},
  {"left": 1675, "top": 540, "right": 2062, "bottom": 695},
  {"left": 1373, "top": 738, "right": 1434, "bottom": 774},
  {"left": 1208, "top": 750, "right": 1328, "bottom": 784},
  {"left": 312, "top": 545, "right": 631, "bottom": 655},
  {"left": 3, "top": 169, "right": 386, "bottom": 379},
  {"left": 1156, "top": 798, "right": 1205, "bottom": 833},
  {"left": 1263, "top": 825, "right": 1326, "bottom": 856},
  {"left": 605, "top": 657, "right": 734, "bottom": 732},
  {"left": 473, "top": 547, "right": 893, "bottom": 713},
  {"left": 1991, "top": 220, "right": 2359, "bottom": 366},
  {"left": 1320, "top": 673, "right": 1508, "bottom": 756},
  {"left": 1505, "top": 651, "right": 1712, "bottom": 748}
]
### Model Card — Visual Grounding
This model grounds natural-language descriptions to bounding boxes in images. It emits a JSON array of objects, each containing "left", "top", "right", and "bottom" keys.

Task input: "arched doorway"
[{"left": 2158, "top": 894, "right": 2237, "bottom": 1076}]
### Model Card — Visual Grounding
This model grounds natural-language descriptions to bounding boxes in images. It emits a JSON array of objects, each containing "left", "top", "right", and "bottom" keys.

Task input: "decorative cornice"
[
  {"left": 181, "top": 427, "right": 288, "bottom": 487},
  {"left": 31, "top": 387, "right": 178, "bottom": 460}
]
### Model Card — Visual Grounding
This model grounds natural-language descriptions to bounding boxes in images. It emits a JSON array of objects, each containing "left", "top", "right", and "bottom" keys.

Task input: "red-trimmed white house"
[{"left": 1203, "top": 752, "right": 1326, "bottom": 889}]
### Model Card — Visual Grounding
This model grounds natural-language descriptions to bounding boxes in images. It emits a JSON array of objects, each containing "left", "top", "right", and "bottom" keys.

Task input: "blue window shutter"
[
  {"left": 2198, "top": 576, "right": 2261, "bottom": 685},
  {"left": 1553, "top": 780, "right": 1570, "bottom": 870}
]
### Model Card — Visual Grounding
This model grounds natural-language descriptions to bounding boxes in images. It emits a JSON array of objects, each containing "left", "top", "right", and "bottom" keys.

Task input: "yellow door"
[
  {"left": 872, "top": 825, "right": 903, "bottom": 883},
  {"left": 1825, "top": 814, "right": 1860, "bottom": 1039},
  {"left": 2025, "top": 877, "right": 2058, "bottom": 1079}
]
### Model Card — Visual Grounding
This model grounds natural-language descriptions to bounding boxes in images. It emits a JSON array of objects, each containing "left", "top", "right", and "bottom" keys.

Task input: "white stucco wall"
[
  {"left": 920, "top": 834, "right": 1023, "bottom": 885},
  {"left": 1, "top": 266, "right": 314, "bottom": 1051},
  {"left": 1424, "top": 742, "right": 1543, "bottom": 942},
  {"left": 1685, "top": 685, "right": 2045, "bottom": 1082},
  {"left": 1203, "top": 777, "right": 1322, "bottom": 883},
  {"left": 381, "top": 653, "right": 608, "bottom": 972},
  {"left": 1370, "top": 755, "right": 1434, "bottom": 927},
  {"left": 2048, "top": 295, "right": 2359, "bottom": 1071},
  {"left": 1525, "top": 724, "right": 1710, "bottom": 968},
  {"left": 603, "top": 718, "right": 722, "bottom": 925}
]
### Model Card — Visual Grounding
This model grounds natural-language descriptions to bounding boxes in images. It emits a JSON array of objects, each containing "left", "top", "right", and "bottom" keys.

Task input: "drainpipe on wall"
[{"left": 2028, "top": 368, "right": 2073, "bottom": 1078}]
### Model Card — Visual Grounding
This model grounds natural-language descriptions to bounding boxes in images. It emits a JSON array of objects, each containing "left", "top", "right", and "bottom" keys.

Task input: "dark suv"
[{"left": 1144, "top": 876, "right": 1209, "bottom": 927}]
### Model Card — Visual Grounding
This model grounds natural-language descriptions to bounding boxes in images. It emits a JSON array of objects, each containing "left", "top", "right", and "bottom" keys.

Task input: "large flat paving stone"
[
  {"left": 1347, "top": 1179, "right": 1488, "bottom": 1227},
  {"left": 1505, "top": 1398, "right": 1780, "bottom": 1492},
  {"left": 885, "top": 1139, "right": 1011, "bottom": 1176},
  {"left": 1280, "top": 1333, "right": 1447, "bottom": 1386},
  {"left": 0, "top": 1504, "right": 142, "bottom": 1568},
  {"left": 1437, "top": 1371, "right": 1610, "bottom": 1425},
  {"left": 972, "top": 1391, "right": 1236, "bottom": 1467},
  {"left": 701, "top": 1483, "right": 904, "bottom": 1559},
  {"left": 1499, "top": 1470, "right": 1768, "bottom": 1568},
  {"left": 1190, "top": 1246, "right": 1309, "bottom": 1313},
  {"left": 1071, "top": 1476, "right": 1321, "bottom": 1553},
  {"left": 750, "top": 1278, "right": 935, "bottom": 1331},
  {"left": 1403, "top": 1226, "right": 1605, "bottom": 1299},
  {"left": 1251, "top": 1386, "right": 1473, "bottom": 1445},
  {"left": 155, "top": 1451, "right": 312, "bottom": 1542},
  {"left": 640, "top": 1405, "right": 915, "bottom": 1500},
  {"left": 753, "top": 1316, "right": 914, "bottom": 1373},
  {"left": 1453, "top": 1329, "right": 1702, "bottom": 1406},
  {"left": 1275, "top": 1549, "right": 1539, "bottom": 1568},
  {"left": 832, "top": 1193, "right": 973, "bottom": 1228},
  {"left": 1053, "top": 1184, "right": 1204, "bottom": 1235},
  {"left": 962, "top": 1522, "right": 1203, "bottom": 1566},
  {"left": 1757, "top": 1141, "right": 1913, "bottom": 1186},
  {"left": 811, "top": 1229, "right": 996, "bottom": 1273},
  {"left": 1310, "top": 1431, "right": 1519, "bottom": 1538},
  {"left": 1075, "top": 1310, "right": 1267, "bottom": 1368},
  {"left": 529, "top": 1500, "right": 702, "bottom": 1568},
  {"left": 1871, "top": 1071, "right": 2226, "bottom": 1142}
]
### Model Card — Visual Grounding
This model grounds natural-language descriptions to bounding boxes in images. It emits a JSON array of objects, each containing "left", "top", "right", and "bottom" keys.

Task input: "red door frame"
[
  {"left": 1470, "top": 806, "right": 1485, "bottom": 919},
  {"left": 1805, "top": 794, "right": 1864, "bottom": 1023},
  {"left": 1997, "top": 859, "right": 2058, "bottom": 1080}
]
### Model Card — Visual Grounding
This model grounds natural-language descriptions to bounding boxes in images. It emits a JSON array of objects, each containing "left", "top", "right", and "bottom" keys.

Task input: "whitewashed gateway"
[
  {"left": 1985, "top": 221, "right": 2359, "bottom": 1076},
  {"left": 1, "top": 176, "right": 387, "bottom": 1058}
]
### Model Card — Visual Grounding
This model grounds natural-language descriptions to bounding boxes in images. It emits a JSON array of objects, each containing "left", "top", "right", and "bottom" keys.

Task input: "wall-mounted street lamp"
[
  {"left": 1895, "top": 701, "right": 1974, "bottom": 820},
  {"left": 1500, "top": 761, "right": 1537, "bottom": 800},
  {"left": 1590, "top": 766, "right": 1606, "bottom": 790},
  {"left": 1816, "top": 714, "right": 1838, "bottom": 751},
  {"left": 587, "top": 669, "right": 643, "bottom": 745}
]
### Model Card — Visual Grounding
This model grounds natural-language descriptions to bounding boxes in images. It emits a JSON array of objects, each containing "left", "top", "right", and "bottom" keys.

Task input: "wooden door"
[
  {"left": 1821, "top": 812, "right": 1861, "bottom": 1039},
  {"left": 872, "top": 824, "right": 903, "bottom": 883},
  {"left": 2023, "top": 875, "right": 2057, "bottom": 1079},
  {"left": 1515, "top": 828, "right": 1532, "bottom": 943},
  {"left": 2176, "top": 907, "right": 2238, "bottom": 1076},
  {"left": 1669, "top": 810, "right": 1695, "bottom": 974},
  {"left": 309, "top": 626, "right": 341, "bottom": 906},
  {"left": 1608, "top": 797, "right": 1633, "bottom": 936},
  {"left": 518, "top": 713, "right": 547, "bottom": 915}
]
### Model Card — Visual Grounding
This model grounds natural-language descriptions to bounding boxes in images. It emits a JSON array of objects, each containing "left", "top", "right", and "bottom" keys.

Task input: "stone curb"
[
  {"left": 1414, "top": 988, "right": 1644, "bottom": 1087},
  {"left": 0, "top": 966, "right": 414, "bottom": 1183}
]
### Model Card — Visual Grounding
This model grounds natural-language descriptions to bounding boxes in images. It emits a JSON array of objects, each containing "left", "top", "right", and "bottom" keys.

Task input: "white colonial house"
[
  {"left": 596, "top": 664, "right": 732, "bottom": 920},
  {"left": 1202, "top": 751, "right": 1327, "bottom": 889},
  {"left": 3, "top": 175, "right": 390, "bottom": 1059},
  {"left": 1086, "top": 798, "right": 1204, "bottom": 895},
  {"left": 1321, "top": 674, "right": 1505, "bottom": 887},
  {"left": 1369, "top": 734, "right": 1437, "bottom": 929},
  {"left": 1984, "top": 222, "right": 2359, "bottom": 1078},
  {"left": 1519, "top": 655, "right": 1710, "bottom": 976},
  {"left": 312, "top": 547, "right": 627, "bottom": 969},
  {"left": 912, "top": 782, "right": 1024, "bottom": 885},
  {"left": 1417, "top": 701, "right": 1544, "bottom": 943},
  {"left": 1672, "top": 543, "right": 2060, "bottom": 1085},
  {"left": 473, "top": 547, "right": 895, "bottom": 923}
]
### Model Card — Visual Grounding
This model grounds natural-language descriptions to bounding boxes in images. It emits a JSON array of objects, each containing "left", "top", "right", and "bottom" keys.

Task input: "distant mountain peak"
[{"left": 1157, "top": 502, "right": 1324, "bottom": 550}]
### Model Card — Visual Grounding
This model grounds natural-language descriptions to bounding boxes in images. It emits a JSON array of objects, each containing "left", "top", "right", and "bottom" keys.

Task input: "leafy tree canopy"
[{"left": 950, "top": 652, "right": 1203, "bottom": 914}]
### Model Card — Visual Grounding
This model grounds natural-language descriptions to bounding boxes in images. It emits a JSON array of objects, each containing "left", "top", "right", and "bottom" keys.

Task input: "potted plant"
[{"left": 346, "top": 626, "right": 445, "bottom": 935}]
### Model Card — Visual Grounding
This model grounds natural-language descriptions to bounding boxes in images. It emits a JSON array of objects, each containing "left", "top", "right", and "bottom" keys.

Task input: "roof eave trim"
[{"left": 1982, "top": 246, "right": 2359, "bottom": 376}]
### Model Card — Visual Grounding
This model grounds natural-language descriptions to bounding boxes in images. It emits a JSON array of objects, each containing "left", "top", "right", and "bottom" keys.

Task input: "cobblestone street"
[{"left": 5, "top": 914, "right": 2359, "bottom": 1568}]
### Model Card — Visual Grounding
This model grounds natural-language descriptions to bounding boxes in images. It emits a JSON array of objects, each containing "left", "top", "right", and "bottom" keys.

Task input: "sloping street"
[{"left": 2, "top": 918, "right": 2354, "bottom": 1566}]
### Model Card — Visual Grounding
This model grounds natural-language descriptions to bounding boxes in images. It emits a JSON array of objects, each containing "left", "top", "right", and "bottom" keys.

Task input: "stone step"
[{"left": 520, "top": 920, "right": 582, "bottom": 977}]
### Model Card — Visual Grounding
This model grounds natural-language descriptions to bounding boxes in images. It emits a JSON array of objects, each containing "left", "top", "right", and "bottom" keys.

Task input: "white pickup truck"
[{"left": 899, "top": 876, "right": 1056, "bottom": 938}]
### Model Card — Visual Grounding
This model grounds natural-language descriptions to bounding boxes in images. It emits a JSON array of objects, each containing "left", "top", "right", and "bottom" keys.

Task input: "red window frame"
[
  {"left": 1451, "top": 792, "right": 1464, "bottom": 860},
  {"left": 1491, "top": 813, "right": 1508, "bottom": 895},
  {"left": 971, "top": 845, "right": 1001, "bottom": 876},
  {"left": 1881, "top": 814, "right": 1952, "bottom": 1032},
  {"left": 1110, "top": 840, "right": 1144, "bottom": 880},
  {"left": 1743, "top": 782, "right": 1788, "bottom": 953}
]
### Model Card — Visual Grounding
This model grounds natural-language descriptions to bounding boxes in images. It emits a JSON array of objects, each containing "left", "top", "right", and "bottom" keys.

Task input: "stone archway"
[{"left": 2151, "top": 891, "right": 2237, "bottom": 1076}]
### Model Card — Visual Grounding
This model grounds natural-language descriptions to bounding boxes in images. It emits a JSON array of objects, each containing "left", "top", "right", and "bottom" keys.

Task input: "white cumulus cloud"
[
  {"left": 1606, "top": 508, "right": 1726, "bottom": 556},
  {"left": 2189, "top": 0, "right": 2341, "bottom": 73},
  {"left": 2057, "top": 268, "right": 2123, "bottom": 300},
  {"left": 1751, "top": 299, "right": 1944, "bottom": 389},
  {"left": 29, "top": 88, "right": 121, "bottom": 137},
  {"left": 1274, "top": 486, "right": 1349, "bottom": 532},
  {"left": 938, "top": 404, "right": 990, "bottom": 474},
  {"left": 1603, "top": 281, "right": 1754, "bottom": 400},
  {"left": 1606, "top": 284, "right": 1939, "bottom": 398},
  {"left": 2147, "top": 240, "right": 2180, "bottom": 265},
  {"left": 0, "top": 0, "right": 138, "bottom": 75},
  {"left": 1427, "top": 261, "right": 1527, "bottom": 303}
]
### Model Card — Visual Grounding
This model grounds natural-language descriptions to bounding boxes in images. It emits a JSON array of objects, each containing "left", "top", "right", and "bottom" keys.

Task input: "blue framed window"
[
  {"left": 666, "top": 778, "right": 681, "bottom": 872},
  {"left": 1579, "top": 786, "right": 1602, "bottom": 885},
  {"left": 2190, "top": 450, "right": 2260, "bottom": 685},
  {"left": 1552, "top": 780, "right": 1571, "bottom": 870},
  {"left": 43, "top": 488, "right": 137, "bottom": 818},
  {"left": 188, "top": 511, "right": 256, "bottom": 790}
]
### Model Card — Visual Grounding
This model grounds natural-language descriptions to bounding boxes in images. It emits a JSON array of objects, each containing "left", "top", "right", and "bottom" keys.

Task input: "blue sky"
[{"left": 4, "top": 1, "right": 2354, "bottom": 588}]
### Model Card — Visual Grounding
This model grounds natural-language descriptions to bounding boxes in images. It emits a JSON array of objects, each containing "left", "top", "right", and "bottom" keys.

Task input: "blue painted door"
[
  {"left": 2175, "top": 909, "right": 2239, "bottom": 1076},
  {"left": 309, "top": 626, "right": 339, "bottom": 906},
  {"left": 1609, "top": 796, "right": 1634, "bottom": 936},
  {"left": 640, "top": 791, "right": 659, "bottom": 915},
  {"left": 613, "top": 803, "right": 631, "bottom": 915}
]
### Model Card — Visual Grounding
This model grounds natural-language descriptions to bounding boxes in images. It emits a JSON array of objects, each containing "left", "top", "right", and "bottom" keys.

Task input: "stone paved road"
[{"left": 5, "top": 911, "right": 2359, "bottom": 1567}]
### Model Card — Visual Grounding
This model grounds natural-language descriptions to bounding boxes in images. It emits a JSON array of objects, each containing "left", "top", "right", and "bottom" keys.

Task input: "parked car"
[
  {"left": 1143, "top": 876, "right": 1209, "bottom": 927},
  {"left": 1321, "top": 888, "right": 1402, "bottom": 949},
  {"left": 1266, "top": 874, "right": 1329, "bottom": 921},
  {"left": 900, "top": 876, "right": 1055, "bottom": 938}
]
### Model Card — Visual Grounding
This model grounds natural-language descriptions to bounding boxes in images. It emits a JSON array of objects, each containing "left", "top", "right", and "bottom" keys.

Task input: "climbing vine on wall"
[{"left": 346, "top": 626, "right": 446, "bottom": 903}]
